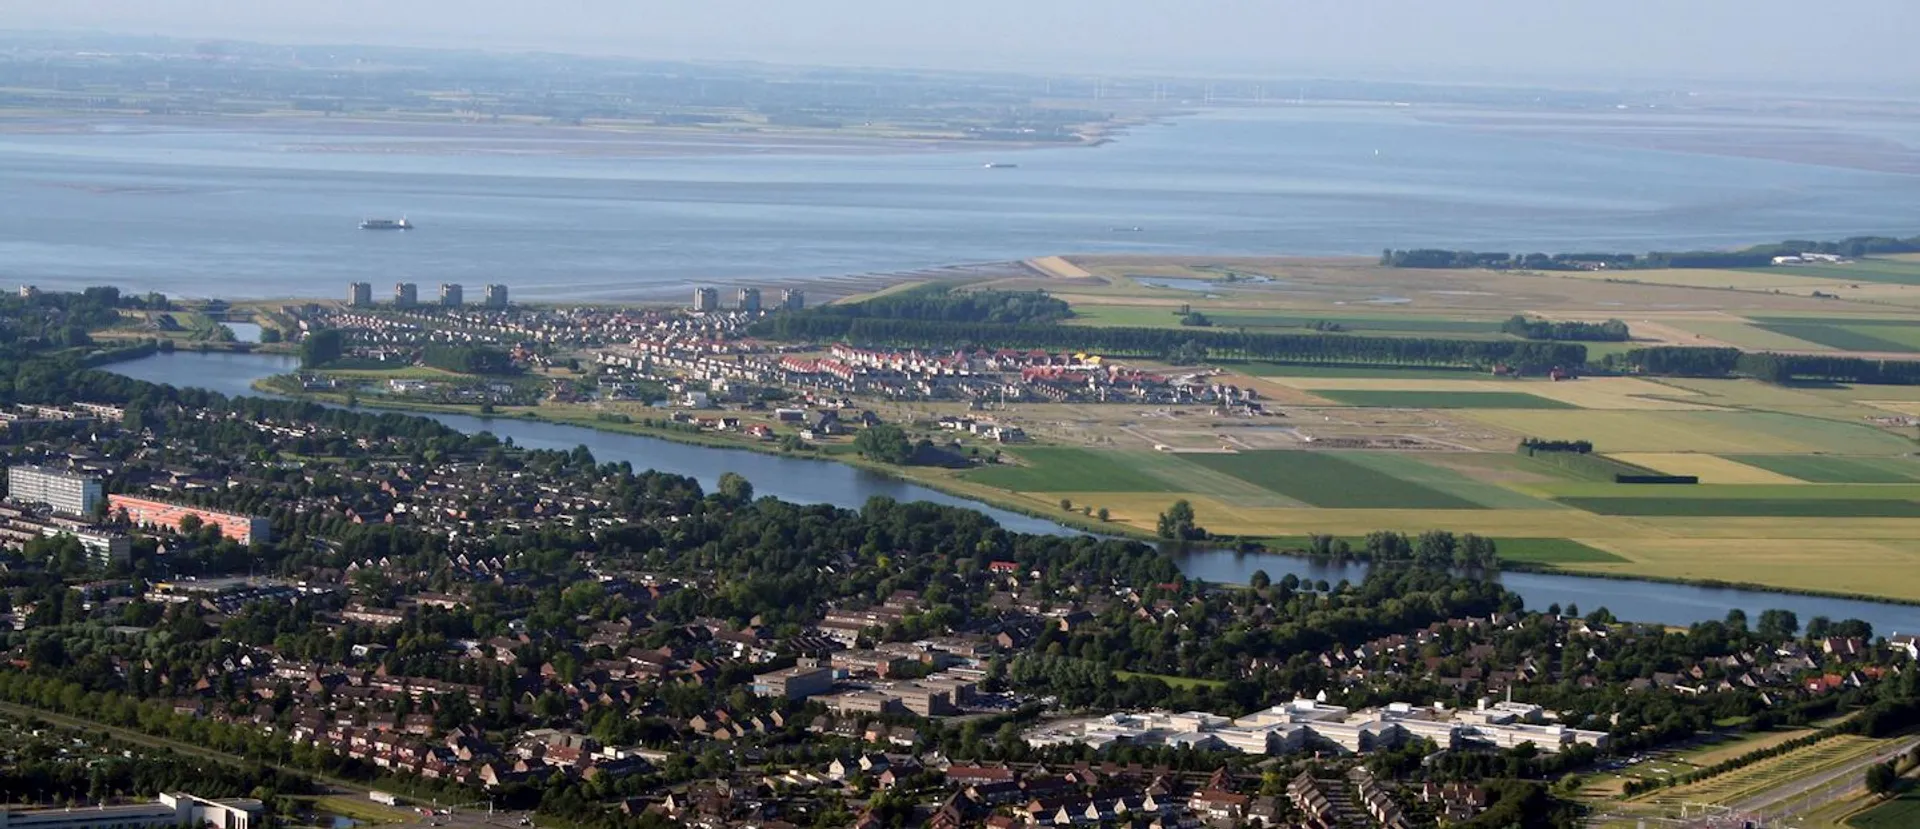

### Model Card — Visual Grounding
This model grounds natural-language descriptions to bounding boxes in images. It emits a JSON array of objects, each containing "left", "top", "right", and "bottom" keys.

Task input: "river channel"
[{"left": 105, "top": 350, "right": 1920, "bottom": 634}]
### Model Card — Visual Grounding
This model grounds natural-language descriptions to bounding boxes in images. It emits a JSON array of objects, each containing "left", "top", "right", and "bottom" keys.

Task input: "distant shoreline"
[{"left": 0, "top": 110, "right": 1146, "bottom": 159}]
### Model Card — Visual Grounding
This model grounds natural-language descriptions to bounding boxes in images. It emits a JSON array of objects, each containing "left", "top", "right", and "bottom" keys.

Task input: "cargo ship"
[
  {"left": 360, "top": 218, "right": 413, "bottom": 230},
  {"left": 983, "top": 162, "right": 1018, "bottom": 169}
]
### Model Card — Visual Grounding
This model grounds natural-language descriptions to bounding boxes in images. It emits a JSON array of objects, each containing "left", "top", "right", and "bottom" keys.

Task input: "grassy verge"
[
  {"left": 301, "top": 795, "right": 418, "bottom": 824},
  {"left": 1637, "top": 734, "right": 1886, "bottom": 808},
  {"left": 0, "top": 699, "right": 367, "bottom": 794},
  {"left": 1114, "top": 670, "right": 1227, "bottom": 689}
]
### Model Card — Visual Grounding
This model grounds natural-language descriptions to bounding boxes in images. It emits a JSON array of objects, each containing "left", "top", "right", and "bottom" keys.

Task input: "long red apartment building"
[{"left": 108, "top": 494, "right": 272, "bottom": 545}]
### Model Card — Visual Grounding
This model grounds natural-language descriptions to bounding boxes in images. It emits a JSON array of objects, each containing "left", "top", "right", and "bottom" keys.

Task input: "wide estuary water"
[
  {"left": 107, "top": 350, "right": 1920, "bottom": 634},
  {"left": 5, "top": 106, "right": 1920, "bottom": 300}
]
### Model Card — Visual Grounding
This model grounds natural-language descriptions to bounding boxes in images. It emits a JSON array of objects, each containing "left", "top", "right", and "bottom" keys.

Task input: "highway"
[{"left": 1736, "top": 735, "right": 1920, "bottom": 822}]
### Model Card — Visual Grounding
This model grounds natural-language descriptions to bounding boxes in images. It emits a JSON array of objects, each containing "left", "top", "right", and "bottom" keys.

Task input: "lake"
[
  {"left": 104, "top": 350, "right": 1920, "bottom": 634},
  {"left": 5, "top": 106, "right": 1918, "bottom": 301}
]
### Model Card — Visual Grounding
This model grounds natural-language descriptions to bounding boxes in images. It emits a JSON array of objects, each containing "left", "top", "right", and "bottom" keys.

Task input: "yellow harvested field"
[
  {"left": 1459, "top": 410, "right": 1826, "bottom": 453},
  {"left": 1665, "top": 320, "right": 1835, "bottom": 352},
  {"left": 1026, "top": 255, "right": 1095, "bottom": 279},
  {"left": 1571, "top": 538, "right": 1920, "bottom": 602},
  {"left": 1266, "top": 376, "right": 1710, "bottom": 410},
  {"left": 1862, "top": 400, "right": 1920, "bottom": 417},
  {"left": 1003, "top": 486, "right": 1920, "bottom": 600},
  {"left": 1609, "top": 453, "right": 1805, "bottom": 484},
  {"left": 1633, "top": 516, "right": 1920, "bottom": 540},
  {"left": 1678, "top": 728, "right": 1822, "bottom": 768},
  {"left": 1028, "top": 493, "right": 1635, "bottom": 537}
]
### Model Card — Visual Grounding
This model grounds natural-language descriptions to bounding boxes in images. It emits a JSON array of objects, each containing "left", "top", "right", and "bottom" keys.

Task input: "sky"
[{"left": 8, "top": 0, "right": 1918, "bottom": 88}]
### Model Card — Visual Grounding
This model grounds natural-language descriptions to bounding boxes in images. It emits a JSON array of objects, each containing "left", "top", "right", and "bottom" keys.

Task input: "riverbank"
[
  {"left": 242, "top": 372, "right": 1920, "bottom": 610},
  {"left": 98, "top": 348, "right": 1920, "bottom": 630},
  {"left": 0, "top": 110, "right": 1145, "bottom": 158},
  {"left": 249, "top": 374, "right": 1141, "bottom": 539}
]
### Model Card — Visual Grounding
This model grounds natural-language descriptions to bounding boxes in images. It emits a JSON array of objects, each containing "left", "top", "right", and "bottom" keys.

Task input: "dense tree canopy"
[
  {"left": 752, "top": 316, "right": 1587, "bottom": 371},
  {"left": 1502, "top": 315, "right": 1630, "bottom": 342},
  {"left": 795, "top": 284, "right": 1071, "bottom": 325}
]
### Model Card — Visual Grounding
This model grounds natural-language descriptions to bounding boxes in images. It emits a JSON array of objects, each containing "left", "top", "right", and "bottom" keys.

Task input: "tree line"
[
  {"left": 796, "top": 283, "right": 1071, "bottom": 325},
  {"left": 1517, "top": 438, "right": 1689, "bottom": 484},
  {"left": 1502, "top": 315, "right": 1629, "bottom": 342},
  {"left": 751, "top": 315, "right": 1588, "bottom": 370},
  {"left": 1277, "top": 530, "right": 1499, "bottom": 569},
  {"left": 421, "top": 344, "right": 518, "bottom": 375},
  {"left": 1380, "top": 232, "right": 1920, "bottom": 271},
  {"left": 1610, "top": 346, "right": 1920, "bottom": 386}
]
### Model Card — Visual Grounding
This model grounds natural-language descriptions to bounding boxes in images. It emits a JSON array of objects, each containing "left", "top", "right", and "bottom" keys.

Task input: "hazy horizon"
[{"left": 9, "top": 0, "right": 1919, "bottom": 91}]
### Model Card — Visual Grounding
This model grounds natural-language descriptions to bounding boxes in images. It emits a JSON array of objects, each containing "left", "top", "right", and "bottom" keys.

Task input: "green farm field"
[
  {"left": 1236, "top": 362, "right": 1487, "bottom": 380},
  {"left": 1559, "top": 497, "right": 1920, "bottom": 517},
  {"left": 1182, "top": 451, "right": 1486, "bottom": 509},
  {"left": 1334, "top": 452, "right": 1563, "bottom": 510},
  {"left": 1481, "top": 538, "right": 1626, "bottom": 563},
  {"left": 964, "top": 448, "right": 1184, "bottom": 493},
  {"left": 1738, "top": 258, "right": 1920, "bottom": 286},
  {"left": 1464, "top": 410, "right": 1916, "bottom": 454},
  {"left": 1530, "top": 482, "right": 1920, "bottom": 500},
  {"left": 1850, "top": 792, "right": 1920, "bottom": 828},
  {"left": 914, "top": 266, "right": 1920, "bottom": 600},
  {"left": 1731, "top": 455, "right": 1920, "bottom": 484},
  {"left": 1313, "top": 389, "right": 1577, "bottom": 409},
  {"left": 1751, "top": 321, "right": 1920, "bottom": 353},
  {"left": 1065, "top": 303, "right": 1508, "bottom": 336},
  {"left": 1263, "top": 535, "right": 1623, "bottom": 563}
]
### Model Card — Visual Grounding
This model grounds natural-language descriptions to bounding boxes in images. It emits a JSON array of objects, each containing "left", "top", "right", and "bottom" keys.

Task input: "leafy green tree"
[
  {"left": 853, "top": 424, "right": 914, "bottom": 464},
  {"left": 1156, "top": 499, "right": 1204, "bottom": 540},
  {"left": 1867, "top": 761, "right": 1897, "bottom": 797},
  {"left": 717, "top": 472, "right": 755, "bottom": 506},
  {"left": 299, "top": 329, "right": 343, "bottom": 368},
  {"left": 1757, "top": 609, "right": 1801, "bottom": 639}
]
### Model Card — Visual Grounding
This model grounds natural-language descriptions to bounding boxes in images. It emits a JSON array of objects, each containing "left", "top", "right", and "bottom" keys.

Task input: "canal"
[{"left": 103, "top": 350, "right": 1920, "bottom": 634}]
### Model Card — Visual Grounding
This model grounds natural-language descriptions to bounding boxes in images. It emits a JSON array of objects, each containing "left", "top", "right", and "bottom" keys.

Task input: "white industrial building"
[
  {"left": 1025, "top": 697, "right": 1609, "bottom": 757},
  {"left": 0, "top": 793, "right": 262, "bottom": 829}
]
